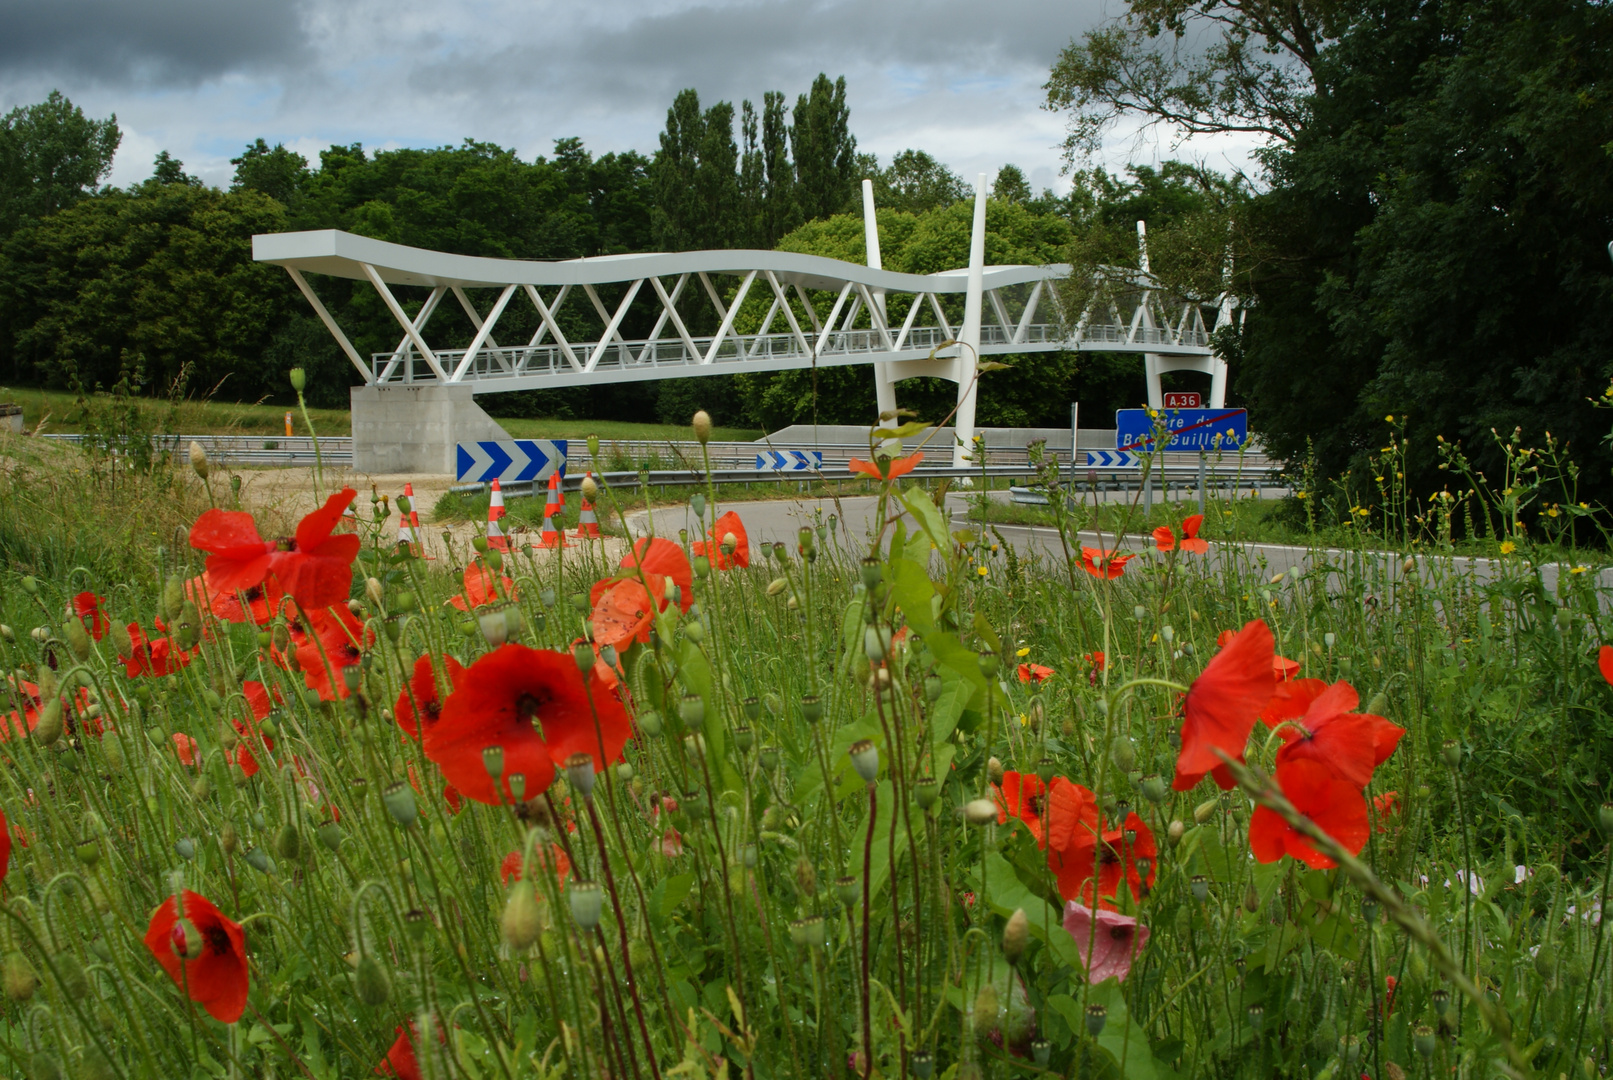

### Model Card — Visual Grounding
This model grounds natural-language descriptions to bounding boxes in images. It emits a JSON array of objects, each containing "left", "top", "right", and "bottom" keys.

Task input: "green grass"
[{"left": 2, "top": 441, "right": 1612, "bottom": 1079}]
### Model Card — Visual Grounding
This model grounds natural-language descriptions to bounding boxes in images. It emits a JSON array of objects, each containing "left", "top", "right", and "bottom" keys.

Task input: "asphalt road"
[{"left": 629, "top": 490, "right": 1606, "bottom": 597}]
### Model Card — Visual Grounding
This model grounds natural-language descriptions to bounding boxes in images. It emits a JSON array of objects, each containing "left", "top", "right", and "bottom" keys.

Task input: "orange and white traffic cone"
[
  {"left": 543, "top": 471, "right": 563, "bottom": 522},
  {"left": 575, "top": 473, "right": 600, "bottom": 539},
  {"left": 396, "top": 484, "right": 417, "bottom": 551},
  {"left": 487, "top": 479, "right": 509, "bottom": 551}
]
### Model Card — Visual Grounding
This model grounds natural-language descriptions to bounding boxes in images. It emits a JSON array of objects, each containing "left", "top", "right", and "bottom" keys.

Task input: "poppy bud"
[
  {"left": 383, "top": 782, "right": 418, "bottom": 828},
  {"left": 1084, "top": 1003, "right": 1107, "bottom": 1037},
  {"left": 502, "top": 882, "right": 544, "bottom": 949},
  {"left": 766, "top": 577, "right": 788, "bottom": 597},
  {"left": 289, "top": 367, "right": 307, "bottom": 392},
  {"left": 689, "top": 493, "right": 706, "bottom": 520},
  {"left": 848, "top": 739, "right": 879, "bottom": 783},
  {"left": 1243, "top": 880, "right": 1260, "bottom": 913},
  {"left": 1168, "top": 820, "right": 1185, "bottom": 847},
  {"left": 355, "top": 953, "right": 392, "bottom": 1006},
  {"left": 0, "top": 625, "right": 10, "bottom": 642},
  {"left": 569, "top": 880, "right": 603, "bottom": 930},
  {"left": 64, "top": 617, "right": 91, "bottom": 662},
  {"left": 29, "top": 626, "right": 46, "bottom": 643},
  {"left": 801, "top": 695, "right": 823, "bottom": 723},
  {"left": 973, "top": 983, "right": 999, "bottom": 1024},
  {"left": 863, "top": 626, "right": 889, "bottom": 663},
  {"left": 28, "top": 1052, "right": 61, "bottom": 1080},
  {"left": 189, "top": 440, "right": 210, "bottom": 479},
  {"left": 565, "top": 752, "right": 596, "bottom": 798},
  {"left": 163, "top": 576, "right": 185, "bottom": 622},
  {"left": 171, "top": 918, "right": 205, "bottom": 960},
  {"left": 108, "top": 618, "right": 132, "bottom": 660},
  {"left": 679, "top": 694, "right": 705, "bottom": 727},
  {"left": 986, "top": 756, "right": 1004, "bottom": 784},
  {"left": 692, "top": 410, "right": 712, "bottom": 444},
  {"left": 19, "top": 576, "right": 35, "bottom": 596},
  {"left": 1110, "top": 735, "right": 1136, "bottom": 773},
  {"left": 34, "top": 698, "right": 62, "bottom": 747},
  {"left": 275, "top": 824, "right": 301, "bottom": 861},
  {"left": 963, "top": 799, "right": 998, "bottom": 825},
  {"left": 175, "top": 838, "right": 196, "bottom": 860},
  {"left": 1193, "top": 798, "right": 1217, "bottom": 825},
  {"left": 1002, "top": 908, "right": 1028, "bottom": 963}
]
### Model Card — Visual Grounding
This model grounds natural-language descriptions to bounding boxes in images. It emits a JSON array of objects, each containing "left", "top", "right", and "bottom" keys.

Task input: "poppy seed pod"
[
  {"left": 289, "top": 367, "right": 307, "bottom": 392},
  {"left": 637, "top": 710, "right": 663, "bottom": 737},
  {"left": 733, "top": 726, "right": 754, "bottom": 753},
  {"left": 189, "top": 440, "right": 209, "bottom": 480},
  {"left": 1140, "top": 774, "right": 1168, "bottom": 804},
  {"left": 1085, "top": 1003, "right": 1108, "bottom": 1037},
  {"left": 1441, "top": 740, "right": 1462, "bottom": 768},
  {"left": 691, "top": 410, "right": 712, "bottom": 444},
  {"left": 848, "top": 739, "right": 879, "bottom": 783},
  {"left": 569, "top": 881, "right": 604, "bottom": 930},
  {"left": 963, "top": 799, "right": 998, "bottom": 825},
  {"left": 318, "top": 819, "right": 343, "bottom": 853},
  {"left": 788, "top": 915, "right": 826, "bottom": 948},
  {"left": 1002, "top": 908, "right": 1028, "bottom": 964},
  {"left": 571, "top": 641, "right": 594, "bottom": 674},
  {"left": 382, "top": 782, "right": 418, "bottom": 829},
  {"left": 741, "top": 696, "right": 760, "bottom": 722},
  {"left": 911, "top": 1051, "right": 936, "bottom": 1079},
  {"left": 483, "top": 746, "right": 506, "bottom": 780},
  {"left": 977, "top": 651, "right": 999, "bottom": 677},
  {"left": 1413, "top": 1024, "right": 1435, "bottom": 1060},
  {"left": 565, "top": 753, "right": 596, "bottom": 799},
  {"left": 501, "top": 882, "right": 544, "bottom": 950},
  {"left": 835, "top": 875, "right": 859, "bottom": 908},
  {"left": 801, "top": 695, "right": 823, "bottom": 723},
  {"left": 680, "top": 694, "right": 705, "bottom": 727},
  {"left": 1190, "top": 874, "right": 1209, "bottom": 901}
]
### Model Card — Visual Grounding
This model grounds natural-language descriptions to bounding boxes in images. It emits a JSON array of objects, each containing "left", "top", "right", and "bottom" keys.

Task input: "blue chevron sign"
[
  {"left": 1085, "top": 450, "right": 1142, "bottom": 469},
  {"left": 455, "top": 439, "right": 568, "bottom": 483},
  {"left": 756, "top": 450, "right": 823, "bottom": 471}
]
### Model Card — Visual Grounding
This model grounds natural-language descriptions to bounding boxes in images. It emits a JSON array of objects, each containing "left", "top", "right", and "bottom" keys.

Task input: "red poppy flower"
[
  {"left": 1372, "top": 790, "right": 1400, "bottom": 833},
  {"left": 189, "top": 574, "right": 287, "bottom": 625},
  {"left": 1152, "top": 514, "right": 1209, "bottom": 554},
  {"left": 1600, "top": 645, "right": 1613, "bottom": 686},
  {"left": 1084, "top": 651, "right": 1106, "bottom": 671},
  {"left": 499, "top": 844, "right": 572, "bottom": 887},
  {"left": 1218, "top": 629, "right": 1298, "bottom": 680},
  {"left": 1043, "top": 777, "right": 1100, "bottom": 855},
  {"left": 172, "top": 732, "right": 201, "bottom": 767},
  {"left": 849, "top": 451, "right": 923, "bottom": 480},
  {"left": 1081, "top": 547, "right": 1134, "bottom": 579},
  {"left": 143, "top": 890, "right": 249, "bottom": 1023},
  {"left": 1248, "top": 758, "right": 1370, "bottom": 869},
  {"left": 590, "top": 577, "right": 665, "bottom": 652},
  {"left": 71, "top": 592, "right": 109, "bottom": 640},
  {"left": 395, "top": 654, "right": 466, "bottom": 742},
  {"left": 279, "top": 605, "right": 370, "bottom": 701},
  {"left": 0, "top": 678, "right": 41, "bottom": 741},
  {"left": 691, "top": 510, "right": 751, "bottom": 570},
  {"left": 1053, "top": 810, "right": 1158, "bottom": 905},
  {"left": 190, "top": 488, "right": 360, "bottom": 610},
  {"left": 425, "top": 644, "right": 632, "bottom": 805},
  {"left": 449, "top": 561, "right": 516, "bottom": 612},
  {"left": 994, "top": 771, "right": 1052, "bottom": 847},
  {"left": 618, "top": 537, "right": 692, "bottom": 613},
  {"left": 1263, "top": 679, "right": 1404, "bottom": 788},
  {"left": 122, "top": 622, "right": 199, "bottom": 678},
  {"left": 227, "top": 681, "right": 279, "bottom": 779},
  {"left": 1173, "top": 619, "right": 1277, "bottom": 791},
  {"left": 1017, "top": 663, "right": 1055, "bottom": 684},
  {"left": 377, "top": 1020, "right": 446, "bottom": 1080}
]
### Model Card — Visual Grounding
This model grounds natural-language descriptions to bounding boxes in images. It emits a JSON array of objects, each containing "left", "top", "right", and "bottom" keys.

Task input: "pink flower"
[{"left": 1062, "top": 901, "right": 1149, "bottom": 984}]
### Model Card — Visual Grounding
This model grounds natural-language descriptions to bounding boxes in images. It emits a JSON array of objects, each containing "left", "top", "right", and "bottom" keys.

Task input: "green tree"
[
  {"left": 994, "top": 164, "right": 1031, "bottom": 204},
  {"left": 759, "top": 90, "right": 797, "bottom": 245},
  {"left": 652, "top": 89, "right": 741, "bottom": 251},
  {"left": 230, "top": 139, "right": 310, "bottom": 206},
  {"left": 790, "top": 74, "right": 856, "bottom": 221},
  {"left": 869, "top": 149, "right": 969, "bottom": 214},
  {"left": 0, "top": 91, "right": 120, "bottom": 235}
]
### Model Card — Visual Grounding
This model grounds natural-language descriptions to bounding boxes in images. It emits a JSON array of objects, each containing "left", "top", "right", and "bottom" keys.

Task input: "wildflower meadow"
[{"left": 0, "top": 408, "right": 1611, "bottom": 1080}]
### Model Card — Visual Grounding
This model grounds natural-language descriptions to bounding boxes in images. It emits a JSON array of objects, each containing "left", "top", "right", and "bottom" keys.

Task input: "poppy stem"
[
  {"left": 1572, "top": 838, "right": 1613, "bottom": 1061},
  {"left": 585, "top": 797, "right": 663, "bottom": 1080},
  {"left": 860, "top": 780, "right": 876, "bottom": 1080}
]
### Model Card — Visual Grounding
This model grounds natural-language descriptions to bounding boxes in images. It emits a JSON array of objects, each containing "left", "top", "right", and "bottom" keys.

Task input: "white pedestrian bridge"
[{"left": 254, "top": 175, "right": 1232, "bottom": 474}]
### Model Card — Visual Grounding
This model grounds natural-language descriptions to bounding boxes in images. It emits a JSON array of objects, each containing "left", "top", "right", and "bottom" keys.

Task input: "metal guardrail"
[{"left": 40, "top": 432, "right": 349, "bottom": 467}]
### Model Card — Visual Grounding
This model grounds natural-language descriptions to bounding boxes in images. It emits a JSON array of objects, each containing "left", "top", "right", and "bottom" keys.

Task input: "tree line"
[{"left": 0, "top": 77, "right": 1206, "bottom": 430}]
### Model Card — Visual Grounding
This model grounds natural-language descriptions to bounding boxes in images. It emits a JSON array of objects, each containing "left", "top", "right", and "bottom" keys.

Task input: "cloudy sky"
[{"left": 0, "top": 0, "right": 1260, "bottom": 195}]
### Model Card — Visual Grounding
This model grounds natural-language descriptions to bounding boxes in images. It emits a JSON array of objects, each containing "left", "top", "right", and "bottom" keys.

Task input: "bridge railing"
[{"left": 368, "top": 319, "right": 1213, "bottom": 386}]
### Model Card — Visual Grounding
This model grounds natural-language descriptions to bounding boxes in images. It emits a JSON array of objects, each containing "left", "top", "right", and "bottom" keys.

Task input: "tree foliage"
[{"left": 0, "top": 90, "right": 120, "bottom": 236}]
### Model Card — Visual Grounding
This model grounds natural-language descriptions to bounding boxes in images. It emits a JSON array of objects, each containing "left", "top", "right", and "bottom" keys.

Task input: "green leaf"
[
  {"left": 901, "top": 485, "right": 949, "bottom": 552},
  {"left": 653, "top": 872, "right": 696, "bottom": 923}
]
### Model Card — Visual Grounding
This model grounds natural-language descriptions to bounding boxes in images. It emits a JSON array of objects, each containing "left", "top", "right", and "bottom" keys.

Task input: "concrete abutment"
[{"left": 350, "top": 384, "right": 510, "bottom": 475}]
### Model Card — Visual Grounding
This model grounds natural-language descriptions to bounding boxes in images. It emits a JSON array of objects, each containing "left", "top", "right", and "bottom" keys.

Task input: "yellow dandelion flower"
[
  {"left": 1548, "top": 507, "right": 1559, "bottom": 518},
  {"left": 1385, "top": 414, "right": 1395, "bottom": 422},
  {"left": 977, "top": 566, "right": 988, "bottom": 578},
  {"left": 1015, "top": 647, "right": 1030, "bottom": 657},
  {"left": 1571, "top": 565, "right": 1588, "bottom": 575},
  {"left": 1499, "top": 540, "right": 1516, "bottom": 555}
]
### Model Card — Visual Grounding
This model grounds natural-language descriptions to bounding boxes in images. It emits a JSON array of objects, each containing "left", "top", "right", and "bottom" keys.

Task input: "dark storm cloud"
[{"left": 0, "top": 0, "right": 309, "bottom": 86}]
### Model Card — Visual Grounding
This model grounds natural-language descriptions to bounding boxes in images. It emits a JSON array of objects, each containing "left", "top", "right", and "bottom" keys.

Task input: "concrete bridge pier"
[{"left": 350, "top": 384, "right": 511, "bottom": 475}]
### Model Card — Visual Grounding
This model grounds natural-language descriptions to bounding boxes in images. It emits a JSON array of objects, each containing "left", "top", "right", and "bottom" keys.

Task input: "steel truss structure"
[{"left": 255, "top": 175, "right": 1234, "bottom": 466}]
